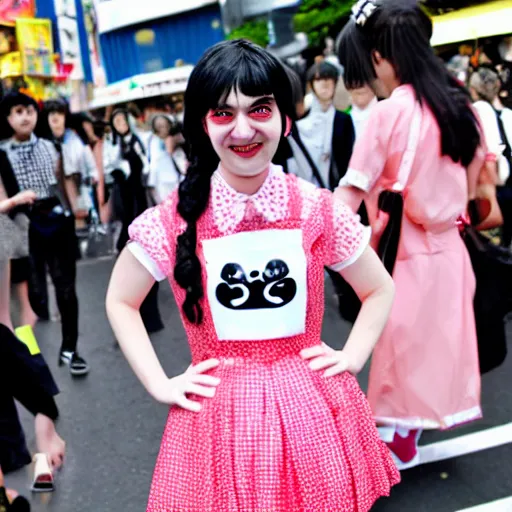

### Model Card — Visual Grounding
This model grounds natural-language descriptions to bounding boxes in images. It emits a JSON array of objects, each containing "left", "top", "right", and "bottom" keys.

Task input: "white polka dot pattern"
[
  {"left": 297, "top": 177, "right": 321, "bottom": 221},
  {"left": 211, "top": 165, "right": 289, "bottom": 234},
  {"left": 128, "top": 194, "right": 175, "bottom": 278},
  {"left": 325, "top": 197, "right": 367, "bottom": 269}
]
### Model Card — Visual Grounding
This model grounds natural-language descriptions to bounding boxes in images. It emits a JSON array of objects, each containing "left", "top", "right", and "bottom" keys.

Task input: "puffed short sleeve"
[
  {"left": 323, "top": 193, "right": 371, "bottom": 272},
  {"left": 127, "top": 196, "right": 174, "bottom": 281},
  {"left": 339, "top": 99, "right": 404, "bottom": 193}
]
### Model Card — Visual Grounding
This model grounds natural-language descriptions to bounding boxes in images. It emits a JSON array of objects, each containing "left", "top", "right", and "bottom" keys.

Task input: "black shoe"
[
  {"left": 10, "top": 496, "right": 31, "bottom": 511},
  {"left": 59, "top": 351, "right": 89, "bottom": 376},
  {"left": 0, "top": 489, "right": 30, "bottom": 512}
]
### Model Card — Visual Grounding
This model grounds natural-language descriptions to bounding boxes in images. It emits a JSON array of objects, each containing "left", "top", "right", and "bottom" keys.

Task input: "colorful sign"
[
  {"left": 0, "top": 50, "right": 21, "bottom": 77},
  {"left": 16, "top": 18, "right": 54, "bottom": 77},
  {"left": 0, "top": 0, "right": 35, "bottom": 26}
]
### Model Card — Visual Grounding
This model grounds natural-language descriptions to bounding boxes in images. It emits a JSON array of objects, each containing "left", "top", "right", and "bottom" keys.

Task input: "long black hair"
[
  {"left": 337, "top": 0, "right": 480, "bottom": 167},
  {"left": 175, "top": 39, "right": 295, "bottom": 324},
  {"left": 36, "top": 98, "right": 70, "bottom": 140}
]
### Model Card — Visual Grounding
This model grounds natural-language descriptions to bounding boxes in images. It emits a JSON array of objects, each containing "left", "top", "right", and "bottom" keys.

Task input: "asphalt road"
[{"left": 6, "top": 253, "right": 512, "bottom": 512}]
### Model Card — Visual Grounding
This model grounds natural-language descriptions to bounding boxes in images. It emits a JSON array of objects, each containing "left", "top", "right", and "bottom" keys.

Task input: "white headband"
[{"left": 351, "top": 0, "right": 378, "bottom": 26}]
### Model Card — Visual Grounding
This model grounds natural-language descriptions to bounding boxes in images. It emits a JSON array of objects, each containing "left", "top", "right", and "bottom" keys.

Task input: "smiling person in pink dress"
[
  {"left": 105, "top": 39, "right": 400, "bottom": 511},
  {"left": 335, "top": 0, "right": 485, "bottom": 469}
]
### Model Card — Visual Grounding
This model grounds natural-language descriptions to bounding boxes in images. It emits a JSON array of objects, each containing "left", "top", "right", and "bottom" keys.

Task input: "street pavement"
[{"left": 6, "top": 247, "right": 512, "bottom": 512}]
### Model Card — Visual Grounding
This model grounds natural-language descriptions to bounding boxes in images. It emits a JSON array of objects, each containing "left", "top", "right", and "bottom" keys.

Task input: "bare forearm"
[
  {"left": 0, "top": 197, "right": 14, "bottom": 214},
  {"left": 343, "top": 279, "right": 394, "bottom": 373},
  {"left": 106, "top": 301, "right": 168, "bottom": 398}
]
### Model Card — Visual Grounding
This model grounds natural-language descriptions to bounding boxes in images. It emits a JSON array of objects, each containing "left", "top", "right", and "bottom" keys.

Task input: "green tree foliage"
[
  {"left": 227, "top": 19, "right": 269, "bottom": 48},
  {"left": 293, "top": 0, "right": 355, "bottom": 47}
]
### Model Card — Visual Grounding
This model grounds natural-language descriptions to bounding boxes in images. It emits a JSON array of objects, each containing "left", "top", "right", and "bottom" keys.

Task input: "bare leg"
[
  {"left": 14, "top": 281, "right": 37, "bottom": 328},
  {"left": 0, "top": 261, "right": 13, "bottom": 331},
  {"left": 34, "top": 414, "right": 65, "bottom": 470}
]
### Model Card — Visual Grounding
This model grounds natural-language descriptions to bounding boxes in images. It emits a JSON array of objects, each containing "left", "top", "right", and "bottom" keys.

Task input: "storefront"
[
  {"left": 0, "top": 3, "right": 73, "bottom": 102},
  {"left": 94, "top": 0, "right": 224, "bottom": 84},
  {"left": 431, "top": 0, "right": 512, "bottom": 107},
  {"left": 88, "top": 65, "right": 192, "bottom": 108}
]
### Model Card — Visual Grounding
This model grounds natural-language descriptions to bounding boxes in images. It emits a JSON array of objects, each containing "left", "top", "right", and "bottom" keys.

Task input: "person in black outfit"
[
  {"left": 0, "top": 93, "right": 88, "bottom": 375},
  {"left": 109, "top": 109, "right": 164, "bottom": 333},
  {"left": 0, "top": 325, "right": 64, "bottom": 474}
]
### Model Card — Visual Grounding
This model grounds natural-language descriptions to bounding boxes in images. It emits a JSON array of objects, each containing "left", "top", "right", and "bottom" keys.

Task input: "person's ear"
[
  {"left": 284, "top": 116, "right": 292, "bottom": 137},
  {"left": 372, "top": 50, "right": 383, "bottom": 66}
]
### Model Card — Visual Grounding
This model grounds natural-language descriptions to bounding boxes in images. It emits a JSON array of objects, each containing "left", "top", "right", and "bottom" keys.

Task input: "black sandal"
[{"left": 0, "top": 488, "right": 30, "bottom": 512}]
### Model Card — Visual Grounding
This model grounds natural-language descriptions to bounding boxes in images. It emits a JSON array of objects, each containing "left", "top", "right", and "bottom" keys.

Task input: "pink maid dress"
[
  {"left": 128, "top": 164, "right": 399, "bottom": 511},
  {"left": 342, "top": 85, "right": 483, "bottom": 430}
]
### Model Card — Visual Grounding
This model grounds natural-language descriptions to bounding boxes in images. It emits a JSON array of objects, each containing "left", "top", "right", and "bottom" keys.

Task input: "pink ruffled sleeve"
[
  {"left": 323, "top": 192, "right": 371, "bottom": 271},
  {"left": 127, "top": 197, "right": 174, "bottom": 281}
]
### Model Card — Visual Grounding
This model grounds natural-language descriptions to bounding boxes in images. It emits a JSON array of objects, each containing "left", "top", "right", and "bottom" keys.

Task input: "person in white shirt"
[
  {"left": 43, "top": 100, "right": 98, "bottom": 221},
  {"left": 147, "top": 114, "right": 183, "bottom": 204},
  {"left": 296, "top": 61, "right": 355, "bottom": 190},
  {"left": 347, "top": 85, "right": 378, "bottom": 140}
]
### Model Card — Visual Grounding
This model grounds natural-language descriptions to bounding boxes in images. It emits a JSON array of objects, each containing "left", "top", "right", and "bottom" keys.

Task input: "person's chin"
[{"left": 225, "top": 156, "right": 270, "bottom": 178}]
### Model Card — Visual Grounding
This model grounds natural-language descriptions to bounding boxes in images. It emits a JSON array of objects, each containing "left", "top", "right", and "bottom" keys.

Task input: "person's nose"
[{"left": 230, "top": 113, "right": 255, "bottom": 141}]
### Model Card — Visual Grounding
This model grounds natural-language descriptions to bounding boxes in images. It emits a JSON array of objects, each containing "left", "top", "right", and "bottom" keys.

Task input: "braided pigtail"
[{"left": 173, "top": 153, "right": 217, "bottom": 324}]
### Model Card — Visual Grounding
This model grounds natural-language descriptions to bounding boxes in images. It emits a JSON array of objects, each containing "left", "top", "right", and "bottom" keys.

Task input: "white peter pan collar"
[{"left": 210, "top": 164, "right": 289, "bottom": 233}]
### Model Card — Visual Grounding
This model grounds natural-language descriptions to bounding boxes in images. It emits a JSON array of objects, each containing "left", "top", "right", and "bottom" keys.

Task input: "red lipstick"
[{"left": 229, "top": 143, "right": 263, "bottom": 159}]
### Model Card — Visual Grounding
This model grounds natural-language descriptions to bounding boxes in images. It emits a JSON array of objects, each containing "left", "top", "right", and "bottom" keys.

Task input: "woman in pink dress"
[
  {"left": 336, "top": 0, "right": 485, "bottom": 469},
  {"left": 106, "top": 39, "right": 399, "bottom": 511}
]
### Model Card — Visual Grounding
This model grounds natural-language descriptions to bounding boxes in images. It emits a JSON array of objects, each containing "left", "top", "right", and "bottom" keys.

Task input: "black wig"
[
  {"left": 337, "top": 0, "right": 480, "bottom": 167},
  {"left": 36, "top": 98, "right": 70, "bottom": 140},
  {"left": 175, "top": 39, "right": 295, "bottom": 324},
  {"left": 0, "top": 92, "right": 39, "bottom": 140}
]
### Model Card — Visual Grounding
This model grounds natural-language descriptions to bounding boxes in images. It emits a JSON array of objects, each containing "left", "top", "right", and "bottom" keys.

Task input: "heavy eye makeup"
[{"left": 207, "top": 97, "right": 275, "bottom": 125}]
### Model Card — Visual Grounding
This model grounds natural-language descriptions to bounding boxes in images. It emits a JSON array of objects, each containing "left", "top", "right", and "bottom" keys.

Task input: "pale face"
[
  {"left": 154, "top": 116, "right": 171, "bottom": 139},
  {"left": 312, "top": 78, "right": 336, "bottom": 103},
  {"left": 204, "top": 89, "right": 283, "bottom": 178},
  {"left": 113, "top": 113, "right": 129, "bottom": 135},
  {"left": 48, "top": 111, "right": 66, "bottom": 138},
  {"left": 8, "top": 104, "right": 38, "bottom": 140},
  {"left": 350, "top": 85, "right": 376, "bottom": 110}
]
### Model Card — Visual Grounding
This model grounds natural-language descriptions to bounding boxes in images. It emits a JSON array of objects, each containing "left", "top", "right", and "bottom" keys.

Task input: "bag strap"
[
  {"left": 393, "top": 103, "right": 422, "bottom": 192},
  {"left": 291, "top": 124, "right": 329, "bottom": 190}
]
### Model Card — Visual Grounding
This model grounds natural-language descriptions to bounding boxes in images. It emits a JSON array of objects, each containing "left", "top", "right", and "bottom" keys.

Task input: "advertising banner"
[
  {"left": 0, "top": 0, "right": 35, "bottom": 26},
  {"left": 16, "top": 18, "right": 54, "bottom": 76}
]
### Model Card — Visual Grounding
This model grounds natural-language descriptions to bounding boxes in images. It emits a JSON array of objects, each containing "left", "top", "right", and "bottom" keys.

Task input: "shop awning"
[
  {"left": 431, "top": 0, "right": 512, "bottom": 47},
  {"left": 88, "top": 65, "right": 193, "bottom": 110}
]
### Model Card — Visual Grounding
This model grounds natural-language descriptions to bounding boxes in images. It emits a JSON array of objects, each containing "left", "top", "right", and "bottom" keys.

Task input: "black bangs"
[
  {"left": 184, "top": 39, "right": 294, "bottom": 148},
  {"left": 336, "top": 20, "right": 376, "bottom": 89},
  {"left": 306, "top": 62, "right": 339, "bottom": 84},
  {"left": 203, "top": 42, "right": 287, "bottom": 110},
  {"left": 0, "top": 92, "right": 39, "bottom": 118}
]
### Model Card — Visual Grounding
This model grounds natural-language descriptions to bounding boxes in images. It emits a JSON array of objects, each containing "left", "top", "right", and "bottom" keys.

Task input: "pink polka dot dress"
[{"left": 128, "top": 164, "right": 400, "bottom": 511}]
